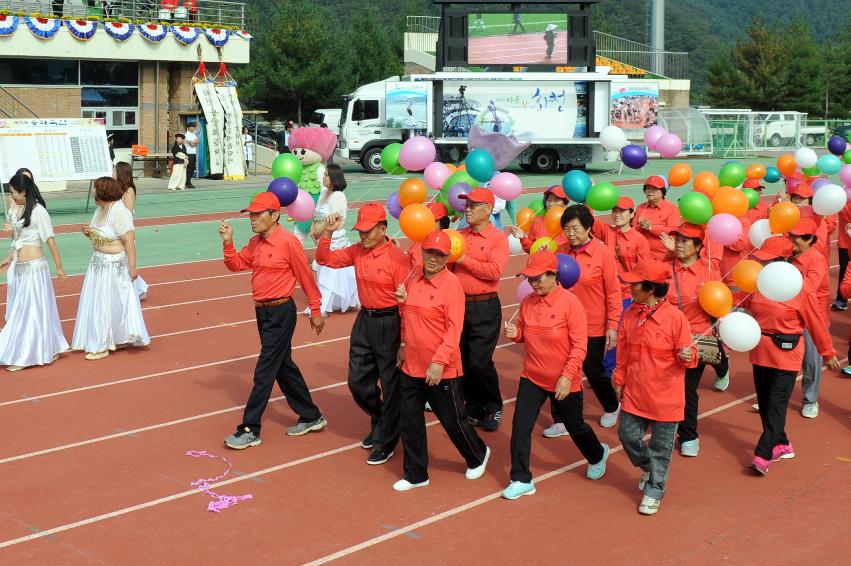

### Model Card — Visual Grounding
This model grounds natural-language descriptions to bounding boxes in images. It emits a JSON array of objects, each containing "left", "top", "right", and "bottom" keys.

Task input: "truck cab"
[{"left": 337, "top": 77, "right": 404, "bottom": 174}]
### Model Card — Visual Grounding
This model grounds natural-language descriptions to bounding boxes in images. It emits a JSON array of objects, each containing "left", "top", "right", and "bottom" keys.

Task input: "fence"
[{"left": 704, "top": 113, "right": 851, "bottom": 157}]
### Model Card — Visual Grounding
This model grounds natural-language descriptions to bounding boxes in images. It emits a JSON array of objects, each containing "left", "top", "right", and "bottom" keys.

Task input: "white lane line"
[{"left": 58, "top": 293, "right": 253, "bottom": 323}]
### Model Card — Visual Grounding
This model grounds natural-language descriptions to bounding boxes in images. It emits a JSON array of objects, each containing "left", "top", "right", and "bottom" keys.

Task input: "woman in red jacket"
[{"left": 831, "top": 202, "right": 851, "bottom": 311}]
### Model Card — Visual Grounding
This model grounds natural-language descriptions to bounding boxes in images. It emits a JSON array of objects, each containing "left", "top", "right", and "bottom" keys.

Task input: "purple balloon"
[
  {"left": 556, "top": 253, "right": 581, "bottom": 289},
  {"left": 267, "top": 177, "right": 299, "bottom": 207},
  {"left": 828, "top": 135, "right": 847, "bottom": 156},
  {"left": 448, "top": 182, "right": 471, "bottom": 212},
  {"left": 811, "top": 177, "right": 831, "bottom": 192},
  {"left": 388, "top": 191, "right": 402, "bottom": 219},
  {"left": 620, "top": 144, "right": 648, "bottom": 169}
]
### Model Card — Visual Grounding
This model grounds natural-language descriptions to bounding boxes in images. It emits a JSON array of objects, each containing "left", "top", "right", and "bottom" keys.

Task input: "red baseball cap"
[
  {"left": 673, "top": 223, "right": 705, "bottom": 240},
  {"left": 458, "top": 187, "right": 495, "bottom": 207},
  {"left": 519, "top": 250, "right": 559, "bottom": 277},
  {"left": 614, "top": 196, "right": 635, "bottom": 210},
  {"left": 544, "top": 185, "right": 570, "bottom": 202},
  {"left": 751, "top": 236, "right": 793, "bottom": 261},
  {"left": 643, "top": 175, "right": 667, "bottom": 190},
  {"left": 421, "top": 229, "right": 451, "bottom": 255},
  {"left": 743, "top": 179, "right": 764, "bottom": 190},
  {"left": 619, "top": 260, "right": 670, "bottom": 284},
  {"left": 426, "top": 201, "right": 449, "bottom": 220},
  {"left": 241, "top": 191, "right": 282, "bottom": 213},
  {"left": 352, "top": 203, "right": 387, "bottom": 231},
  {"left": 788, "top": 183, "right": 814, "bottom": 199},
  {"left": 789, "top": 217, "right": 819, "bottom": 236}
]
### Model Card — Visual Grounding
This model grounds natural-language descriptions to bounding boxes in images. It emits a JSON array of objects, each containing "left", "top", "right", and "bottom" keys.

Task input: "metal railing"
[
  {"left": 0, "top": 85, "right": 39, "bottom": 119},
  {"left": 1, "top": 0, "right": 245, "bottom": 29}
]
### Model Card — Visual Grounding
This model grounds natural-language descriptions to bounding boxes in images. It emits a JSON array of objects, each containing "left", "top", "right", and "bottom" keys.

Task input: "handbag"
[{"left": 672, "top": 261, "right": 722, "bottom": 365}]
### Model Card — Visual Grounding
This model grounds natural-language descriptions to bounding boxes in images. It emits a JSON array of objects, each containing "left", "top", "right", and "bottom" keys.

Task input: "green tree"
[
  {"left": 731, "top": 17, "right": 789, "bottom": 110},
  {"left": 825, "top": 19, "right": 851, "bottom": 117},
  {"left": 705, "top": 47, "right": 743, "bottom": 108},
  {"left": 778, "top": 17, "right": 828, "bottom": 116}
]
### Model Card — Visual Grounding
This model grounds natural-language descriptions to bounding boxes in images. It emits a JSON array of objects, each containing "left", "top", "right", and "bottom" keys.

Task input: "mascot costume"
[{"left": 287, "top": 127, "right": 338, "bottom": 243}]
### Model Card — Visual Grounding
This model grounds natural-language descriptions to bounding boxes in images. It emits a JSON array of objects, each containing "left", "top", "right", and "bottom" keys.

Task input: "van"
[{"left": 308, "top": 108, "right": 342, "bottom": 130}]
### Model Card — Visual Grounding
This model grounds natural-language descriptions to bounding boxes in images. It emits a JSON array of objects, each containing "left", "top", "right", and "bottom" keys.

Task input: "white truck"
[
  {"left": 335, "top": 72, "right": 620, "bottom": 173},
  {"left": 754, "top": 112, "right": 825, "bottom": 148}
]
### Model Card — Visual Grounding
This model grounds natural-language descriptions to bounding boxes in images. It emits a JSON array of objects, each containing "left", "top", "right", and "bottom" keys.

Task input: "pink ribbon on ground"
[{"left": 185, "top": 450, "right": 253, "bottom": 513}]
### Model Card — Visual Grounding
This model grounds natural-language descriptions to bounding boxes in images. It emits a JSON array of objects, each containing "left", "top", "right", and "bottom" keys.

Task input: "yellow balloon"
[{"left": 530, "top": 236, "right": 557, "bottom": 253}]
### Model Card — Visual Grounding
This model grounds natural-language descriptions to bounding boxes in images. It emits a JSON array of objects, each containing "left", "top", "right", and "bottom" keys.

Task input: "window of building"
[
  {"left": 0, "top": 60, "right": 79, "bottom": 85},
  {"left": 81, "top": 87, "right": 139, "bottom": 107},
  {"left": 80, "top": 62, "right": 139, "bottom": 86}
]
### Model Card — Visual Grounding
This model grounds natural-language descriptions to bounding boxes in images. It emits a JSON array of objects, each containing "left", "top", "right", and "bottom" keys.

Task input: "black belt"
[
  {"left": 465, "top": 292, "right": 498, "bottom": 302},
  {"left": 364, "top": 306, "right": 399, "bottom": 317}
]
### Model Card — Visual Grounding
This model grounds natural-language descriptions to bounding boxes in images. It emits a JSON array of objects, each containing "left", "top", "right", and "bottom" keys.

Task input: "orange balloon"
[
  {"left": 544, "top": 206, "right": 565, "bottom": 237},
  {"left": 776, "top": 154, "right": 797, "bottom": 177},
  {"left": 399, "top": 203, "right": 435, "bottom": 243},
  {"left": 712, "top": 187, "right": 749, "bottom": 218},
  {"left": 457, "top": 164, "right": 466, "bottom": 171},
  {"left": 768, "top": 201, "right": 801, "bottom": 233},
  {"left": 445, "top": 163, "right": 457, "bottom": 174},
  {"left": 398, "top": 178, "right": 428, "bottom": 208},
  {"left": 443, "top": 229, "right": 466, "bottom": 263},
  {"left": 693, "top": 172, "right": 720, "bottom": 199},
  {"left": 530, "top": 236, "right": 557, "bottom": 253},
  {"left": 698, "top": 281, "right": 733, "bottom": 318},
  {"left": 516, "top": 207, "right": 536, "bottom": 233},
  {"left": 668, "top": 163, "right": 693, "bottom": 187},
  {"left": 745, "top": 163, "right": 766, "bottom": 180},
  {"left": 732, "top": 259, "right": 762, "bottom": 293}
]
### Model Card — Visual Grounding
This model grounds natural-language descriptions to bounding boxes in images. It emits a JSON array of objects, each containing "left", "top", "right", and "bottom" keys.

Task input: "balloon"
[
  {"left": 776, "top": 154, "right": 797, "bottom": 177},
  {"left": 811, "top": 178, "right": 831, "bottom": 192},
  {"left": 562, "top": 170, "right": 592, "bottom": 202},
  {"left": 586, "top": 182, "right": 620, "bottom": 211},
  {"left": 707, "top": 213, "right": 743, "bottom": 246},
  {"left": 719, "top": 312, "right": 761, "bottom": 352},
  {"left": 544, "top": 206, "right": 565, "bottom": 237},
  {"left": 620, "top": 144, "right": 648, "bottom": 169},
  {"left": 817, "top": 154, "right": 842, "bottom": 176},
  {"left": 801, "top": 166, "right": 819, "bottom": 176},
  {"left": 399, "top": 203, "right": 435, "bottom": 243},
  {"left": 490, "top": 172, "right": 523, "bottom": 201},
  {"left": 745, "top": 163, "right": 766, "bottom": 180},
  {"left": 655, "top": 133, "right": 683, "bottom": 158},
  {"left": 465, "top": 148, "right": 496, "bottom": 183},
  {"left": 271, "top": 153, "right": 303, "bottom": 183},
  {"left": 732, "top": 259, "right": 762, "bottom": 293},
  {"left": 846, "top": 186, "right": 851, "bottom": 203},
  {"left": 812, "top": 184, "right": 848, "bottom": 216},
  {"left": 600, "top": 125, "right": 628, "bottom": 151},
  {"left": 712, "top": 187, "right": 749, "bottom": 218},
  {"left": 757, "top": 262, "right": 803, "bottom": 302},
  {"left": 845, "top": 149, "right": 851, "bottom": 165},
  {"left": 693, "top": 172, "right": 720, "bottom": 198},
  {"left": 530, "top": 237, "right": 558, "bottom": 253},
  {"left": 398, "top": 178, "right": 428, "bottom": 208},
  {"left": 443, "top": 170, "right": 478, "bottom": 192},
  {"left": 286, "top": 189, "right": 315, "bottom": 221},
  {"left": 678, "top": 192, "right": 714, "bottom": 225},
  {"left": 668, "top": 163, "right": 692, "bottom": 187},
  {"left": 398, "top": 136, "right": 436, "bottom": 171},
  {"left": 698, "top": 281, "right": 733, "bottom": 318},
  {"left": 763, "top": 166, "right": 781, "bottom": 183},
  {"left": 718, "top": 162, "right": 746, "bottom": 188},
  {"left": 445, "top": 163, "right": 458, "bottom": 174},
  {"left": 387, "top": 191, "right": 403, "bottom": 219},
  {"left": 443, "top": 229, "right": 466, "bottom": 263},
  {"left": 644, "top": 125, "right": 666, "bottom": 149},
  {"left": 841, "top": 164, "right": 851, "bottom": 186},
  {"left": 828, "top": 135, "right": 847, "bottom": 156},
  {"left": 794, "top": 147, "right": 817, "bottom": 169},
  {"left": 528, "top": 198, "right": 546, "bottom": 216},
  {"left": 516, "top": 279, "right": 534, "bottom": 302},
  {"left": 267, "top": 176, "right": 299, "bottom": 207},
  {"left": 748, "top": 219, "right": 773, "bottom": 248},
  {"left": 515, "top": 207, "right": 537, "bottom": 233},
  {"left": 556, "top": 253, "right": 581, "bottom": 289},
  {"left": 447, "top": 182, "right": 471, "bottom": 213},
  {"left": 741, "top": 188, "right": 759, "bottom": 209},
  {"left": 768, "top": 202, "right": 800, "bottom": 233},
  {"left": 424, "top": 162, "right": 451, "bottom": 190},
  {"left": 381, "top": 144, "right": 407, "bottom": 174},
  {"left": 508, "top": 234, "right": 524, "bottom": 255}
]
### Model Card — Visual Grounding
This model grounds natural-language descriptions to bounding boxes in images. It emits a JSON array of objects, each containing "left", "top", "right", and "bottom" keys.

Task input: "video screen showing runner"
[{"left": 468, "top": 13, "right": 568, "bottom": 65}]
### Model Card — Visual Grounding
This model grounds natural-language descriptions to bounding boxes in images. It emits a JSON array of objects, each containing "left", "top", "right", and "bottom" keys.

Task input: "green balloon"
[
  {"left": 718, "top": 162, "right": 746, "bottom": 188},
  {"left": 528, "top": 198, "right": 546, "bottom": 216},
  {"left": 586, "top": 182, "right": 620, "bottom": 211},
  {"left": 743, "top": 188, "right": 760, "bottom": 209},
  {"left": 271, "top": 153, "right": 303, "bottom": 183},
  {"left": 844, "top": 149, "right": 851, "bottom": 165},
  {"left": 801, "top": 166, "right": 819, "bottom": 176},
  {"left": 380, "top": 143, "right": 407, "bottom": 174},
  {"left": 442, "top": 170, "right": 479, "bottom": 192},
  {"left": 678, "top": 192, "right": 713, "bottom": 225}
]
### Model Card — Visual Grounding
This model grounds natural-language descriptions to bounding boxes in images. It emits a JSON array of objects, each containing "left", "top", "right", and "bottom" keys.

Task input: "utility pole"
[{"left": 650, "top": 0, "right": 665, "bottom": 77}]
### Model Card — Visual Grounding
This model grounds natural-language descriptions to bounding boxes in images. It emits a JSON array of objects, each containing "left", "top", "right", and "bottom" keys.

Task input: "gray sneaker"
[
  {"left": 680, "top": 438, "right": 700, "bottom": 457},
  {"left": 225, "top": 427, "right": 261, "bottom": 450},
  {"left": 801, "top": 402, "right": 819, "bottom": 419},
  {"left": 286, "top": 416, "right": 328, "bottom": 436},
  {"left": 600, "top": 404, "right": 621, "bottom": 428}
]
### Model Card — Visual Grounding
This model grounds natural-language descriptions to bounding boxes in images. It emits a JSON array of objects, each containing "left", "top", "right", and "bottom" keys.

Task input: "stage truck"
[{"left": 335, "top": 72, "right": 622, "bottom": 174}]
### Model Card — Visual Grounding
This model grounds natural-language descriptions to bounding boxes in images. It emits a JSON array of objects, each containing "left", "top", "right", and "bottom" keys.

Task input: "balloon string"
[
  {"left": 389, "top": 191, "right": 440, "bottom": 240},
  {"left": 718, "top": 245, "right": 757, "bottom": 283},
  {"left": 222, "top": 211, "right": 247, "bottom": 223},
  {"left": 686, "top": 290, "right": 754, "bottom": 349}
]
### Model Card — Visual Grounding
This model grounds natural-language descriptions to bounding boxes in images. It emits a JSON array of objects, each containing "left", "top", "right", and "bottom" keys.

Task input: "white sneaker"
[
  {"left": 714, "top": 370, "right": 730, "bottom": 391},
  {"left": 311, "top": 259, "right": 318, "bottom": 272},
  {"left": 638, "top": 495, "right": 661, "bottom": 515},
  {"left": 542, "top": 422, "right": 569, "bottom": 438},
  {"left": 424, "top": 402, "right": 433, "bottom": 412},
  {"left": 801, "top": 402, "right": 819, "bottom": 419},
  {"left": 679, "top": 438, "right": 700, "bottom": 457},
  {"left": 465, "top": 446, "right": 490, "bottom": 480},
  {"left": 392, "top": 478, "right": 429, "bottom": 492},
  {"left": 600, "top": 404, "right": 621, "bottom": 428}
]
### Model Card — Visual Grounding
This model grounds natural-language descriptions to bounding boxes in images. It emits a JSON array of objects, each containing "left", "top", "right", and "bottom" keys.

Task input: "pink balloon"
[
  {"left": 398, "top": 136, "right": 436, "bottom": 171},
  {"left": 286, "top": 189, "right": 316, "bottom": 221},
  {"left": 655, "top": 133, "right": 683, "bottom": 158},
  {"left": 489, "top": 172, "right": 522, "bottom": 200},
  {"left": 423, "top": 161, "right": 450, "bottom": 190},
  {"left": 844, "top": 186, "right": 851, "bottom": 203},
  {"left": 516, "top": 279, "right": 533, "bottom": 302},
  {"left": 707, "top": 213, "right": 743, "bottom": 246},
  {"left": 644, "top": 125, "right": 667, "bottom": 150},
  {"left": 840, "top": 164, "right": 851, "bottom": 187}
]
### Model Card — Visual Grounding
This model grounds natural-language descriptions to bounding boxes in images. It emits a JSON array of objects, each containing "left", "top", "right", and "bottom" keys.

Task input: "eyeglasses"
[
  {"left": 464, "top": 202, "right": 487, "bottom": 210},
  {"left": 563, "top": 225, "right": 586, "bottom": 234},
  {"left": 526, "top": 273, "right": 553, "bottom": 284}
]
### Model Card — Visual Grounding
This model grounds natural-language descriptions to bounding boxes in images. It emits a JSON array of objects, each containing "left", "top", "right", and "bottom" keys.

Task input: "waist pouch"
[{"left": 762, "top": 332, "right": 802, "bottom": 351}]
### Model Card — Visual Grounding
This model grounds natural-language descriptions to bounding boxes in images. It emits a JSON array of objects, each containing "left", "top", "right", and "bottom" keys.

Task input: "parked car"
[
  {"left": 833, "top": 123, "right": 851, "bottom": 142},
  {"left": 242, "top": 117, "right": 278, "bottom": 141},
  {"left": 753, "top": 112, "right": 825, "bottom": 147}
]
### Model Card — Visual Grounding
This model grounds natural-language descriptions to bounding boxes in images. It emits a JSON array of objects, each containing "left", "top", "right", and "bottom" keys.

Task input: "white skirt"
[
  {"left": 0, "top": 258, "right": 69, "bottom": 367},
  {"left": 134, "top": 275, "right": 149, "bottom": 299},
  {"left": 316, "top": 264, "right": 359, "bottom": 314},
  {"left": 71, "top": 251, "right": 151, "bottom": 354}
]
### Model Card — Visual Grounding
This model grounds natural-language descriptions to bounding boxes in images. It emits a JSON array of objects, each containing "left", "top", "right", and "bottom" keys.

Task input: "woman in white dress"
[
  {"left": 242, "top": 126, "right": 253, "bottom": 174},
  {"left": 309, "top": 164, "right": 359, "bottom": 316},
  {"left": 0, "top": 173, "right": 68, "bottom": 371},
  {"left": 72, "top": 177, "right": 150, "bottom": 360},
  {"left": 115, "top": 162, "right": 148, "bottom": 300}
]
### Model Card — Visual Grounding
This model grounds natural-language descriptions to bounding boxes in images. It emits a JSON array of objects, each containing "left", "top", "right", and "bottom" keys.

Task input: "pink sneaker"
[
  {"left": 751, "top": 456, "right": 770, "bottom": 475},
  {"left": 771, "top": 443, "right": 796, "bottom": 462}
]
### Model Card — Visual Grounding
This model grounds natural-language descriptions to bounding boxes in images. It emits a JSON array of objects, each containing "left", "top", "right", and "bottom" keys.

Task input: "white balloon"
[
  {"left": 794, "top": 147, "right": 818, "bottom": 169},
  {"left": 812, "top": 183, "right": 848, "bottom": 216},
  {"left": 508, "top": 234, "right": 524, "bottom": 255},
  {"left": 719, "top": 312, "right": 762, "bottom": 352},
  {"left": 600, "top": 125, "right": 628, "bottom": 151},
  {"left": 756, "top": 262, "right": 803, "bottom": 302},
  {"left": 747, "top": 219, "right": 774, "bottom": 248}
]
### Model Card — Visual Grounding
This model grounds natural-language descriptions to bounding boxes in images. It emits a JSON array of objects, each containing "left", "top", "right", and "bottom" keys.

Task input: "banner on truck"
[
  {"left": 440, "top": 81, "right": 587, "bottom": 140},
  {"left": 610, "top": 82, "right": 659, "bottom": 130},
  {"left": 385, "top": 82, "right": 430, "bottom": 131}
]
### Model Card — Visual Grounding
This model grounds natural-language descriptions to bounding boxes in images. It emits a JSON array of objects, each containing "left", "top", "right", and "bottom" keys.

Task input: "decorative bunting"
[
  {"left": 234, "top": 30, "right": 252, "bottom": 41},
  {"left": 64, "top": 19, "right": 98, "bottom": 41},
  {"left": 203, "top": 28, "right": 229, "bottom": 47},
  {"left": 138, "top": 23, "right": 168, "bottom": 43},
  {"left": 103, "top": 21, "right": 134, "bottom": 41},
  {"left": 24, "top": 16, "right": 61, "bottom": 39},
  {"left": 0, "top": 14, "right": 20, "bottom": 37},
  {"left": 170, "top": 25, "right": 199, "bottom": 45}
]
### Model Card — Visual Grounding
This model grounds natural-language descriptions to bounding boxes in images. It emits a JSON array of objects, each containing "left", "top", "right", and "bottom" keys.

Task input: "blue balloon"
[
  {"left": 817, "top": 153, "right": 842, "bottom": 175},
  {"left": 556, "top": 253, "right": 581, "bottom": 289},
  {"left": 764, "top": 166, "right": 781, "bottom": 183},
  {"left": 561, "top": 170, "right": 592, "bottom": 202},
  {"left": 388, "top": 191, "right": 402, "bottom": 219},
  {"left": 465, "top": 148, "right": 496, "bottom": 183},
  {"left": 267, "top": 177, "right": 299, "bottom": 207},
  {"left": 620, "top": 144, "right": 648, "bottom": 169},
  {"left": 828, "top": 135, "right": 847, "bottom": 156}
]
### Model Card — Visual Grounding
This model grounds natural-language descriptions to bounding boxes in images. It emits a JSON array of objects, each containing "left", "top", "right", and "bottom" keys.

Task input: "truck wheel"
[
  {"left": 530, "top": 149, "right": 559, "bottom": 173},
  {"left": 519, "top": 163, "right": 531, "bottom": 171},
  {"left": 361, "top": 147, "right": 385, "bottom": 174},
  {"left": 769, "top": 134, "right": 782, "bottom": 147},
  {"left": 805, "top": 134, "right": 816, "bottom": 146}
]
